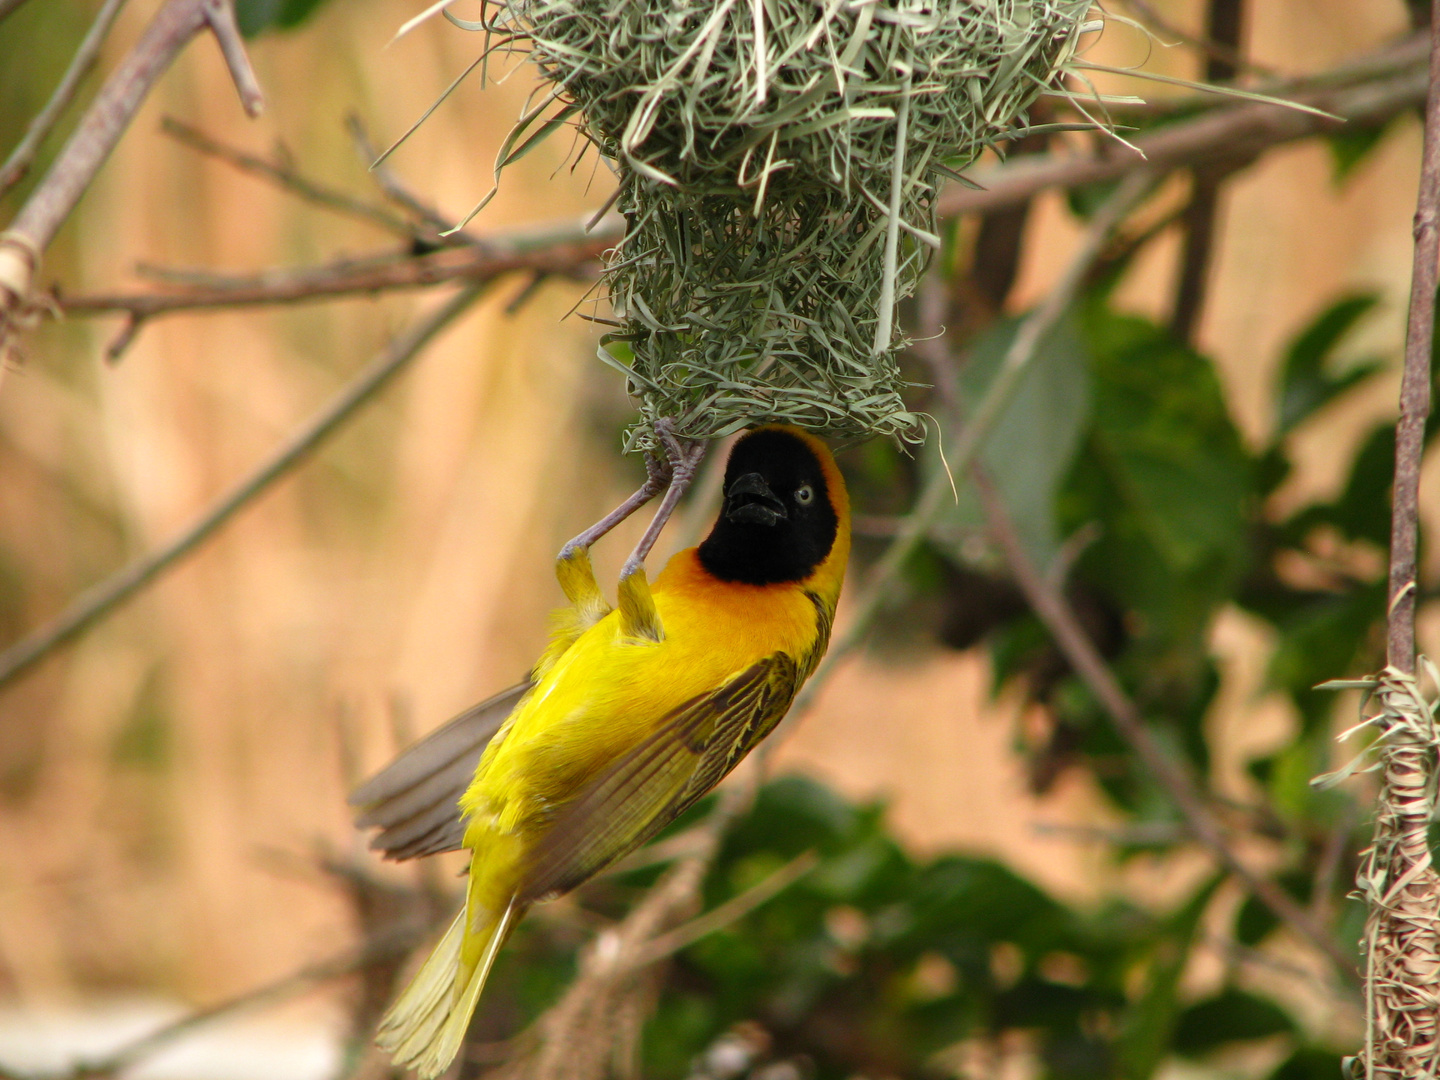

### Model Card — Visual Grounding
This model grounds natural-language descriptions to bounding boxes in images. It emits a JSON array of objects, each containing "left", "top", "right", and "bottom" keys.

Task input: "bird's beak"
[{"left": 724, "top": 472, "right": 787, "bottom": 526}]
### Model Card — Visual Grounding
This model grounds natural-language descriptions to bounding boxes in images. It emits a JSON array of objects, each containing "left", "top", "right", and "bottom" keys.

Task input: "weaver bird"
[{"left": 351, "top": 424, "right": 850, "bottom": 1077}]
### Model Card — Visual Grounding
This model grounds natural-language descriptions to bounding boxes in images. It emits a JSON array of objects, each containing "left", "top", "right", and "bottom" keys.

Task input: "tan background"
[{"left": 0, "top": 0, "right": 1428, "bottom": 1048}]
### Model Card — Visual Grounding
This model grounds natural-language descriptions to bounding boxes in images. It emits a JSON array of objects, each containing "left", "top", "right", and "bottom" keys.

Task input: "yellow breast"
[{"left": 458, "top": 547, "right": 828, "bottom": 841}]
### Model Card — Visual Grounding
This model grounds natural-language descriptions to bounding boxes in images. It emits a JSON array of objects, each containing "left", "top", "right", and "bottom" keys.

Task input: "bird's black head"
[{"left": 697, "top": 427, "right": 841, "bottom": 586}]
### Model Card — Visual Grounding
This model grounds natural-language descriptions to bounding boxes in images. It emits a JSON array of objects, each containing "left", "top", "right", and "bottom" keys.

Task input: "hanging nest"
[{"left": 475, "top": 0, "right": 1096, "bottom": 449}]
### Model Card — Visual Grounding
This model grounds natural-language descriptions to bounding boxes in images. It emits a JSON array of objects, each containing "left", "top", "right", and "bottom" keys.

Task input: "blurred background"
[{"left": 0, "top": 1, "right": 1436, "bottom": 1078}]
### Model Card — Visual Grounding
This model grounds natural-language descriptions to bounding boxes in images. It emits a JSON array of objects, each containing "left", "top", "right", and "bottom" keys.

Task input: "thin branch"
[
  {"left": 939, "top": 46, "right": 1428, "bottom": 218},
  {"left": 1168, "top": 0, "right": 1245, "bottom": 343},
  {"left": 1355, "top": 2, "right": 1440, "bottom": 1075},
  {"left": 628, "top": 849, "right": 818, "bottom": 967},
  {"left": 160, "top": 117, "right": 424, "bottom": 243},
  {"left": 54, "top": 230, "right": 616, "bottom": 319},
  {"left": 0, "top": 0, "right": 262, "bottom": 351},
  {"left": 0, "top": 927, "right": 422, "bottom": 1080},
  {"left": 345, "top": 114, "right": 470, "bottom": 245},
  {"left": 1389, "top": 13, "right": 1440, "bottom": 676},
  {"left": 0, "top": 285, "right": 485, "bottom": 691},
  {"left": 0, "top": 0, "right": 130, "bottom": 197},
  {"left": 1122, "top": 0, "right": 1276, "bottom": 78},
  {"left": 0, "top": 0, "right": 32, "bottom": 23},
  {"left": 784, "top": 169, "right": 1157, "bottom": 728},
  {"left": 200, "top": 0, "right": 262, "bottom": 118},
  {"left": 515, "top": 780, "right": 758, "bottom": 1080},
  {"left": 968, "top": 466, "right": 1357, "bottom": 979}
]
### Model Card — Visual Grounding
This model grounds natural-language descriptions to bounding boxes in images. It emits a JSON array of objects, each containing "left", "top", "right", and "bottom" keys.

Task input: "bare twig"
[
  {"left": 785, "top": 169, "right": 1157, "bottom": 725},
  {"left": 939, "top": 46, "right": 1428, "bottom": 218},
  {"left": 0, "top": 0, "right": 263, "bottom": 354},
  {"left": 0, "top": 0, "right": 130, "bottom": 197},
  {"left": 345, "top": 114, "right": 470, "bottom": 245},
  {"left": 1122, "top": 0, "right": 1277, "bottom": 78},
  {"left": 1352, "top": 1, "right": 1440, "bottom": 1074},
  {"left": 159, "top": 117, "right": 424, "bottom": 242},
  {"left": 0, "top": 285, "right": 485, "bottom": 691},
  {"left": 0, "top": 929, "right": 422, "bottom": 1080},
  {"left": 55, "top": 229, "right": 616, "bottom": 321},
  {"left": 1168, "top": 0, "right": 1245, "bottom": 343},
  {"left": 513, "top": 780, "right": 758, "bottom": 1080},
  {"left": 1389, "top": 24, "right": 1440, "bottom": 678},
  {"left": 628, "top": 849, "right": 818, "bottom": 967},
  {"left": 969, "top": 466, "right": 1357, "bottom": 979},
  {"left": 0, "top": 0, "right": 32, "bottom": 23}
]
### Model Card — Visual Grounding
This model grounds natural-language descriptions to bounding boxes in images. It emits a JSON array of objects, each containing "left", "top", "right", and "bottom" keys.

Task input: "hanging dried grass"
[
  {"left": 456, "top": 0, "right": 1096, "bottom": 448},
  {"left": 1316, "top": 662, "right": 1440, "bottom": 1080}
]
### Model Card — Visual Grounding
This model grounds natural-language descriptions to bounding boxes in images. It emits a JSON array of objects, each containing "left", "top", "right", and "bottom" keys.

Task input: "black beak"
[{"left": 724, "top": 472, "right": 787, "bottom": 526}]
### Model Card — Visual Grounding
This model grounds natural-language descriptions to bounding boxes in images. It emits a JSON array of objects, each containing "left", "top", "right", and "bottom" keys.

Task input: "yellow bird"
[{"left": 351, "top": 424, "right": 850, "bottom": 1078}]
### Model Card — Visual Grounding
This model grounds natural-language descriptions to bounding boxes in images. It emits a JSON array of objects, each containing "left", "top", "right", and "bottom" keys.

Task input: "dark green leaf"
[
  {"left": 1275, "top": 294, "right": 1383, "bottom": 437},
  {"left": 1269, "top": 1046, "right": 1346, "bottom": 1080},
  {"left": 934, "top": 312, "right": 1090, "bottom": 569},
  {"left": 1173, "top": 988, "right": 1294, "bottom": 1055},
  {"left": 1326, "top": 121, "right": 1393, "bottom": 186},
  {"left": 236, "top": 0, "right": 336, "bottom": 36}
]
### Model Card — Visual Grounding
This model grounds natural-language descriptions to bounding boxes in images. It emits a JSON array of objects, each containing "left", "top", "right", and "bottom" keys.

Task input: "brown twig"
[
  {"left": 939, "top": 44, "right": 1428, "bottom": 218},
  {"left": 0, "top": 930, "right": 422, "bottom": 1080},
  {"left": 784, "top": 169, "right": 1158, "bottom": 730},
  {"left": 1352, "top": 0, "right": 1440, "bottom": 1074},
  {"left": 0, "top": 0, "right": 32, "bottom": 22},
  {"left": 0, "top": 0, "right": 130, "bottom": 196},
  {"left": 508, "top": 780, "right": 758, "bottom": 1080},
  {"left": 0, "top": 284, "right": 485, "bottom": 692},
  {"left": 968, "top": 467, "right": 1358, "bottom": 980},
  {"left": 54, "top": 233, "right": 613, "bottom": 319},
  {"left": 344, "top": 114, "right": 470, "bottom": 246},
  {"left": 0, "top": 0, "right": 263, "bottom": 355},
  {"left": 159, "top": 117, "right": 424, "bottom": 243},
  {"left": 1122, "top": 0, "right": 1275, "bottom": 78},
  {"left": 1168, "top": 0, "right": 1245, "bottom": 343}
]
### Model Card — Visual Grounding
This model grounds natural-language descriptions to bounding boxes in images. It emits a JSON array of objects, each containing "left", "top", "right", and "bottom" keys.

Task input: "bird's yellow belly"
[{"left": 459, "top": 551, "right": 821, "bottom": 844}]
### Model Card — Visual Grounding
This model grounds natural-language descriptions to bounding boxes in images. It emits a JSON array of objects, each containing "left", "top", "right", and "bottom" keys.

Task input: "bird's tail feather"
[{"left": 377, "top": 899, "right": 517, "bottom": 1079}]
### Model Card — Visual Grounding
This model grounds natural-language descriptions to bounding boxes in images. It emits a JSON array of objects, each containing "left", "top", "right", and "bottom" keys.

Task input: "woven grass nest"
[{"left": 479, "top": 0, "right": 1096, "bottom": 449}]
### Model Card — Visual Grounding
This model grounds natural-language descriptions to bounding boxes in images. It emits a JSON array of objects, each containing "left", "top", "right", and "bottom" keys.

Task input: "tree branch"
[
  {"left": 969, "top": 466, "right": 1358, "bottom": 980},
  {"left": 1389, "top": 16, "right": 1440, "bottom": 676},
  {"left": 0, "top": 0, "right": 130, "bottom": 197},
  {"left": 159, "top": 117, "right": 425, "bottom": 243},
  {"left": 0, "top": 284, "right": 485, "bottom": 691},
  {"left": 784, "top": 169, "right": 1158, "bottom": 727},
  {"left": 1168, "top": 0, "right": 1245, "bottom": 343},
  {"left": 0, "top": 0, "right": 262, "bottom": 357},
  {"left": 513, "top": 780, "right": 758, "bottom": 1080},
  {"left": 939, "top": 41, "right": 1428, "bottom": 218},
  {"left": 55, "top": 235, "right": 612, "bottom": 318},
  {"left": 1352, "top": 2, "right": 1440, "bottom": 1075}
]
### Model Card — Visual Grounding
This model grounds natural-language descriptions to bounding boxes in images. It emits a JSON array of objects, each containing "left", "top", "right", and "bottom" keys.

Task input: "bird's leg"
[
  {"left": 555, "top": 451, "right": 669, "bottom": 621},
  {"left": 617, "top": 419, "right": 708, "bottom": 642}
]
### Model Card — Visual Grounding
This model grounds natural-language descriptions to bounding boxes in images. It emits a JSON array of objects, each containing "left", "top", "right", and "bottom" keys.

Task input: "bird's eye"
[{"left": 795, "top": 485, "right": 814, "bottom": 506}]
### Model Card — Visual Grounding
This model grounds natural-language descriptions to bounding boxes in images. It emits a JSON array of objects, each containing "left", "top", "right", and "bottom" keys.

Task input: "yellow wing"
[{"left": 517, "top": 652, "right": 800, "bottom": 903}]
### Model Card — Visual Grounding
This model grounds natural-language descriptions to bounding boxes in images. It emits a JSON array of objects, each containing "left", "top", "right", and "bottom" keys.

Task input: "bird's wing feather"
[
  {"left": 517, "top": 653, "right": 799, "bottom": 903},
  {"left": 350, "top": 680, "right": 531, "bottom": 860}
]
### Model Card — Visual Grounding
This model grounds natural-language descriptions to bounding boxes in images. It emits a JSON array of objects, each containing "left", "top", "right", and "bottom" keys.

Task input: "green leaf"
[
  {"left": 934, "top": 312, "right": 1090, "bottom": 569},
  {"left": 1114, "top": 874, "right": 1224, "bottom": 1080},
  {"left": 1326, "top": 121, "right": 1393, "bottom": 186},
  {"left": 1058, "top": 306, "right": 1253, "bottom": 671},
  {"left": 1275, "top": 294, "right": 1383, "bottom": 438},
  {"left": 235, "top": 0, "right": 336, "bottom": 36},
  {"left": 1269, "top": 1047, "right": 1347, "bottom": 1080},
  {"left": 1172, "top": 989, "right": 1294, "bottom": 1056}
]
